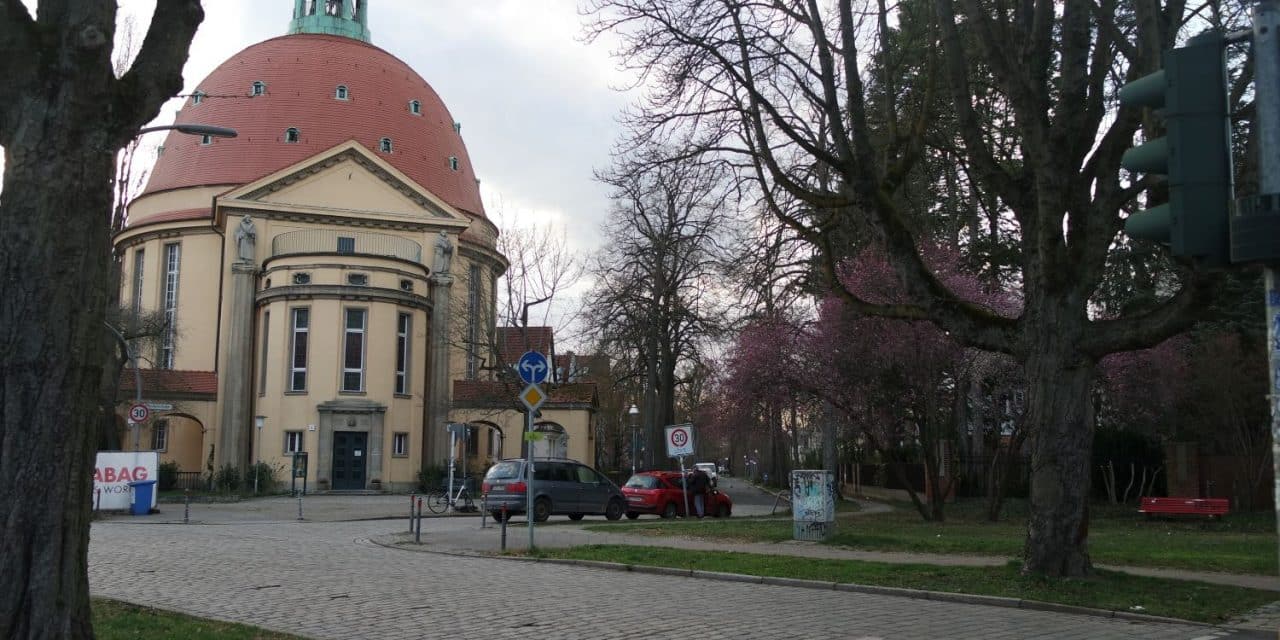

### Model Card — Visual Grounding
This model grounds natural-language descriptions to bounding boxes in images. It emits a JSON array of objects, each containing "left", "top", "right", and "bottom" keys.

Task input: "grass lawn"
[
  {"left": 93, "top": 599, "right": 304, "bottom": 640},
  {"left": 528, "top": 545, "right": 1277, "bottom": 624},
  {"left": 586, "top": 499, "right": 1278, "bottom": 575}
]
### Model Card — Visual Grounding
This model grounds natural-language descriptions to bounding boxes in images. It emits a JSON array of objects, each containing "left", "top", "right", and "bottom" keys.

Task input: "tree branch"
[{"left": 110, "top": 0, "right": 204, "bottom": 142}]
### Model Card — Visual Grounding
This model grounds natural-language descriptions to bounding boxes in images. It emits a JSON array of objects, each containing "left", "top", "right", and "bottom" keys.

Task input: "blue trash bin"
[{"left": 128, "top": 480, "right": 157, "bottom": 516}]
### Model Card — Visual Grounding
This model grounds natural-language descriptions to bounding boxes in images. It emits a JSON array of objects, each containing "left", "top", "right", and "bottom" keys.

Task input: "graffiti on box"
[{"left": 790, "top": 469, "right": 834, "bottom": 522}]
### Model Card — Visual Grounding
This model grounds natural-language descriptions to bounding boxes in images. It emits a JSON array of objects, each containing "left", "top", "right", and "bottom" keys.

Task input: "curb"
[{"left": 369, "top": 533, "right": 1231, "bottom": 631}]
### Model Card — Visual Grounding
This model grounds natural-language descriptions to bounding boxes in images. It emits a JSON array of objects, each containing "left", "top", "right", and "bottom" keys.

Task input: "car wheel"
[
  {"left": 717, "top": 504, "right": 730, "bottom": 518},
  {"left": 625, "top": 511, "right": 640, "bottom": 520},
  {"left": 661, "top": 502, "right": 678, "bottom": 519},
  {"left": 605, "top": 498, "right": 625, "bottom": 521},
  {"left": 533, "top": 498, "right": 551, "bottom": 523},
  {"left": 490, "top": 510, "right": 506, "bottom": 523},
  {"left": 568, "top": 513, "right": 585, "bottom": 521}
]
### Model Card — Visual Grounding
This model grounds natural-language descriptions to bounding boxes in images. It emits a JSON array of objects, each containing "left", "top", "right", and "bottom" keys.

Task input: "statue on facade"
[
  {"left": 235, "top": 215, "right": 257, "bottom": 262},
  {"left": 433, "top": 230, "right": 454, "bottom": 274}
]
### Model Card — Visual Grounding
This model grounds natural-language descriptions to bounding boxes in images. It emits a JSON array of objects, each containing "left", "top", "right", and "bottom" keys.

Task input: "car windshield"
[
  {"left": 485, "top": 461, "right": 522, "bottom": 480},
  {"left": 624, "top": 475, "right": 661, "bottom": 489}
]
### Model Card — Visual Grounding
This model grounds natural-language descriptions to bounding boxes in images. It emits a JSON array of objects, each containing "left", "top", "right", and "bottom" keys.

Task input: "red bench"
[{"left": 1139, "top": 497, "right": 1230, "bottom": 519}]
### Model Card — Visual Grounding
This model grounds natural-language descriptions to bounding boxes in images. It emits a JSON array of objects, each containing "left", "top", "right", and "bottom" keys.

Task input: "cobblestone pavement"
[{"left": 88, "top": 520, "right": 1270, "bottom": 640}]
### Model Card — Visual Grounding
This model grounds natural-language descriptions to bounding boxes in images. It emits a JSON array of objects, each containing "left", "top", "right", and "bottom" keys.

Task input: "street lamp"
[
  {"left": 628, "top": 404, "right": 640, "bottom": 476},
  {"left": 137, "top": 123, "right": 238, "bottom": 138},
  {"left": 254, "top": 415, "right": 265, "bottom": 494}
]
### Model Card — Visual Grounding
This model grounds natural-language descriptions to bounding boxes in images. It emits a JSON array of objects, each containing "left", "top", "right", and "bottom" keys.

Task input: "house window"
[
  {"left": 285, "top": 127, "right": 300, "bottom": 143},
  {"left": 192, "top": 90, "right": 205, "bottom": 105},
  {"left": 342, "top": 308, "right": 367, "bottom": 392},
  {"left": 200, "top": 134, "right": 213, "bottom": 145},
  {"left": 393, "top": 432, "right": 408, "bottom": 457},
  {"left": 289, "top": 308, "right": 309, "bottom": 392},
  {"left": 258, "top": 311, "right": 270, "bottom": 396},
  {"left": 251, "top": 81, "right": 265, "bottom": 96},
  {"left": 395, "top": 312, "right": 410, "bottom": 394},
  {"left": 379, "top": 137, "right": 393, "bottom": 153},
  {"left": 151, "top": 420, "right": 168, "bottom": 451},
  {"left": 335, "top": 85, "right": 349, "bottom": 100},
  {"left": 466, "top": 264, "right": 480, "bottom": 379},
  {"left": 293, "top": 272, "right": 311, "bottom": 285},
  {"left": 408, "top": 100, "right": 421, "bottom": 115},
  {"left": 399, "top": 279, "right": 413, "bottom": 292},
  {"left": 284, "top": 430, "right": 304, "bottom": 454},
  {"left": 131, "top": 248, "right": 145, "bottom": 322},
  {"left": 346, "top": 273, "right": 368, "bottom": 286},
  {"left": 160, "top": 243, "right": 180, "bottom": 369},
  {"left": 465, "top": 426, "right": 479, "bottom": 456},
  {"left": 448, "top": 156, "right": 459, "bottom": 171},
  {"left": 337, "top": 236, "right": 355, "bottom": 253}
]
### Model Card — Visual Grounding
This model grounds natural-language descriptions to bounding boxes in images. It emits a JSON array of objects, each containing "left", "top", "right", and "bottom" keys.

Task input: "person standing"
[{"left": 688, "top": 467, "right": 710, "bottom": 518}]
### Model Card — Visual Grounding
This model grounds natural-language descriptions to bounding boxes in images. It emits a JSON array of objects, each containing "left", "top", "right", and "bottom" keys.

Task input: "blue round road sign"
[{"left": 516, "top": 351, "right": 550, "bottom": 385}]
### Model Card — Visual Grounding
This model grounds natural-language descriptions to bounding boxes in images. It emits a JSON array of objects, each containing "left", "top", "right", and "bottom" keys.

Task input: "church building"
[{"left": 113, "top": 0, "right": 599, "bottom": 492}]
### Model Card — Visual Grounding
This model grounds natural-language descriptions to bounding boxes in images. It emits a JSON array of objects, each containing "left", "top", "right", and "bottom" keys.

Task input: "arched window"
[
  {"left": 448, "top": 156, "right": 459, "bottom": 171},
  {"left": 325, "top": 0, "right": 341, "bottom": 16},
  {"left": 251, "top": 81, "right": 265, "bottom": 96},
  {"left": 408, "top": 100, "right": 421, "bottom": 115},
  {"left": 285, "top": 128, "right": 300, "bottom": 143},
  {"left": 380, "top": 138, "right": 393, "bottom": 153},
  {"left": 335, "top": 85, "right": 348, "bottom": 100},
  {"left": 192, "top": 90, "right": 205, "bottom": 105}
]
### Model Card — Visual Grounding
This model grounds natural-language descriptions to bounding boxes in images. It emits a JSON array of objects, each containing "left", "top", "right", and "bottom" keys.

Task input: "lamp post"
[
  {"left": 136, "top": 123, "right": 238, "bottom": 138},
  {"left": 628, "top": 404, "right": 640, "bottom": 476},
  {"left": 254, "top": 415, "right": 265, "bottom": 494}
]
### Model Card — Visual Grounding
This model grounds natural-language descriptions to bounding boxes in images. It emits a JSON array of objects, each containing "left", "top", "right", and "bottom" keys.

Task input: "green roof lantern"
[{"left": 289, "top": 0, "right": 371, "bottom": 43}]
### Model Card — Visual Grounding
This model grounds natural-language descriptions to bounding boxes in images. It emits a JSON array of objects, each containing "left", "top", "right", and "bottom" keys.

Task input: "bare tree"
[
  {"left": 0, "top": 2, "right": 204, "bottom": 636},
  {"left": 584, "top": 0, "right": 1227, "bottom": 576}
]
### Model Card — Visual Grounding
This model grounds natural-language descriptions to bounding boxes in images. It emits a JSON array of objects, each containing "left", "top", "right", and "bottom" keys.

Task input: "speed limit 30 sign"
[
  {"left": 665, "top": 424, "right": 695, "bottom": 458},
  {"left": 127, "top": 403, "right": 150, "bottom": 424}
]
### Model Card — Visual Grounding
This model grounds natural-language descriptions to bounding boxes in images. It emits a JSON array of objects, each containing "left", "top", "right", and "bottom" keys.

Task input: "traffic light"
[{"left": 1120, "top": 32, "right": 1232, "bottom": 266}]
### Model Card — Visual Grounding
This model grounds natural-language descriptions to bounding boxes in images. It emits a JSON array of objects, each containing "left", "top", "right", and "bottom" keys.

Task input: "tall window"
[
  {"left": 258, "top": 311, "right": 271, "bottom": 395},
  {"left": 465, "top": 426, "right": 479, "bottom": 456},
  {"left": 289, "top": 308, "right": 309, "bottom": 392},
  {"left": 395, "top": 312, "right": 410, "bottom": 394},
  {"left": 466, "top": 264, "right": 481, "bottom": 379},
  {"left": 251, "top": 81, "right": 265, "bottom": 96},
  {"left": 342, "top": 308, "right": 367, "bottom": 392},
  {"left": 393, "top": 432, "right": 408, "bottom": 457},
  {"left": 335, "top": 85, "right": 348, "bottom": 100},
  {"left": 408, "top": 99, "right": 421, "bottom": 115},
  {"left": 160, "top": 243, "right": 180, "bottom": 369},
  {"left": 379, "top": 137, "right": 393, "bottom": 153},
  {"left": 151, "top": 419, "right": 168, "bottom": 451},
  {"left": 284, "top": 431, "right": 304, "bottom": 454},
  {"left": 131, "top": 248, "right": 145, "bottom": 324}
]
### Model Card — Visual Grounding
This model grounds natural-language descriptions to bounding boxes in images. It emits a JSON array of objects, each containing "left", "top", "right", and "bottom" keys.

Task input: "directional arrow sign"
[{"left": 517, "top": 351, "right": 550, "bottom": 385}]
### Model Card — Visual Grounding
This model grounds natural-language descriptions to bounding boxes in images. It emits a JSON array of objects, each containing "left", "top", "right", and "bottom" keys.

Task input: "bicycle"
[{"left": 426, "top": 481, "right": 475, "bottom": 514}]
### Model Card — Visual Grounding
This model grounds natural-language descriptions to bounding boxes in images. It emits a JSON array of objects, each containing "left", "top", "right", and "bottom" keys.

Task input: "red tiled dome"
[{"left": 142, "top": 34, "right": 485, "bottom": 217}]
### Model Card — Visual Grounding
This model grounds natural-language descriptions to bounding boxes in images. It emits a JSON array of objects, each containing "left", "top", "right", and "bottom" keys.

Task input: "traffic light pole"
[{"left": 1252, "top": 0, "right": 1280, "bottom": 571}]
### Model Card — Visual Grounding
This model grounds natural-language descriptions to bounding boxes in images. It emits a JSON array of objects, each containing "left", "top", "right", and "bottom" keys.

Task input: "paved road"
[{"left": 88, "top": 518, "right": 1267, "bottom": 639}]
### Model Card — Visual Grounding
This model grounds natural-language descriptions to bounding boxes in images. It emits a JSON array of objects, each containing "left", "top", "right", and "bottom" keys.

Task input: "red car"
[{"left": 621, "top": 471, "right": 733, "bottom": 519}]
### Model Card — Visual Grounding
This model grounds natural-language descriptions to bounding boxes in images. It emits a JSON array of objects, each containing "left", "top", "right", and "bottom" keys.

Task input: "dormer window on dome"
[
  {"left": 335, "top": 85, "right": 349, "bottom": 100},
  {"left": 200, "top": 134, "right": 213, "bottom": 146},
  {"left": 448, "top": 156, "right": 459, "bottom": 171},
  {"left": 285, "top": 128, "right": 300, "bottom": 143},
  {"left": 409, "top": 100, "right": 421, "bottom": 115},
  {"left": 453, "top": 122, "right": 462, "bottom": 134},
  {"left": 380, "top": 138, "right": 393, "bottom": 153},
  {"left": 192, "top": 90, "right": 205, "bottom": 105},
  {"left": 251, "top": 81, "right": 266, "bottom": 96}
]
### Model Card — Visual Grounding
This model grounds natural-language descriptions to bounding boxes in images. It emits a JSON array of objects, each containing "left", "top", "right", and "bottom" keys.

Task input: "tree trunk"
[
  {"left": 0, "top": 138, "right": 115, "bottom": 637},
  {"left": 1022, "top": 344, "right": 1096, "bottom": 577}
]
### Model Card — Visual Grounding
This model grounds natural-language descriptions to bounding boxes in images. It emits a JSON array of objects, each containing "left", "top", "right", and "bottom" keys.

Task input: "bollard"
[
  {"left": 480, "top": 495, "right": 488, "bottom": 529},
  {"left": 409, "top": 493, "right": 415, "bottom": 532},
  {"left": 414, "top": 497, "right": 423, "bottom": 544},
  {"left": 94, "top": 488, "right": 100, "bottom": 513},
  {"left": 297, "top": 492, "right": 304, "bottom": 521},
  {"left": 500, "top": 503, "right": 508, "bottom": 551},
  {"left": 183, "top": 488, "right": 190, "bottom": 524}
]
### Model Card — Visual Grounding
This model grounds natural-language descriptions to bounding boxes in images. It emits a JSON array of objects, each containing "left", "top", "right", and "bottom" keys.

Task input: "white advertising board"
[{"left": 93, "top": 451, "right": 159, "bottom": 510}]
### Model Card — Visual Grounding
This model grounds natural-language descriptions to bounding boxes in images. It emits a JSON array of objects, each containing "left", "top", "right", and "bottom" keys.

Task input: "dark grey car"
[{"left": 482, "top": 458, "right": 626, "bottom": 522}]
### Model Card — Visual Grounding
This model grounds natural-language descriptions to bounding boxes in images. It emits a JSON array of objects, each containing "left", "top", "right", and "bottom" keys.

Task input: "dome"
[{"left": 142, "top": 33, "right": 485, "bottom": 217}]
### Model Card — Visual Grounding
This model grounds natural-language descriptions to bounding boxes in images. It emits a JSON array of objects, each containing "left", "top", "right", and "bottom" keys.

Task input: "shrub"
[
  {"left": 213, "top": 464, "right": 241, "bottom": 493},
  {"left": 243, "top": 461, "right": 279, "bottom": 493},
  {"left": 417, "top": 465, "right": 444, "bottom": 493},
  {"left": 157, "top": 461, "right": 180, "bottom": 491}
]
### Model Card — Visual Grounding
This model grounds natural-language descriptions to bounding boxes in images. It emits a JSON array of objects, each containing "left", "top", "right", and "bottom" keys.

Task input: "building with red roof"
[{"left": 111, "top": 2, "right": 598, "bottom": 491}]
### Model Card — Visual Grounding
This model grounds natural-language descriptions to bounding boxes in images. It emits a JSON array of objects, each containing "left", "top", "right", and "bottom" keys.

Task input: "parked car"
[
  {"left": 621, "top": 471, "right": 733, "bottom": 519},
  {"left": 693, "top": 462, "right": 719, "bottom": 487},
  {"left": 482, "top": 458, "right": 626, "bottom": 522}
]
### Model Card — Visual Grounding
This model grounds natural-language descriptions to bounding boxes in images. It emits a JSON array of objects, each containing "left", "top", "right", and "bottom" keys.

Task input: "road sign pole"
[
  {"left": 526, "top": 407, "right": 535, "bottom": 550},
  {"left": 679, "top": 456, "right": 690, "bottom": 518},
  {"left": 1252, "top": 0, "right": 1280, "bottom": 572}
]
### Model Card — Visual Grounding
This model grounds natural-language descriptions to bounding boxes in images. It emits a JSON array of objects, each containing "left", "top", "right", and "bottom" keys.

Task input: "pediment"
[{"left": 217, "top": 142, "right": 466, "bottom": 222}]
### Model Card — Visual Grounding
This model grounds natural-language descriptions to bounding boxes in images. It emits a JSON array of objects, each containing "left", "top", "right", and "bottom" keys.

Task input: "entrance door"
[{"left": 331, "top": 431, "right": 367, "bottom": 490}]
